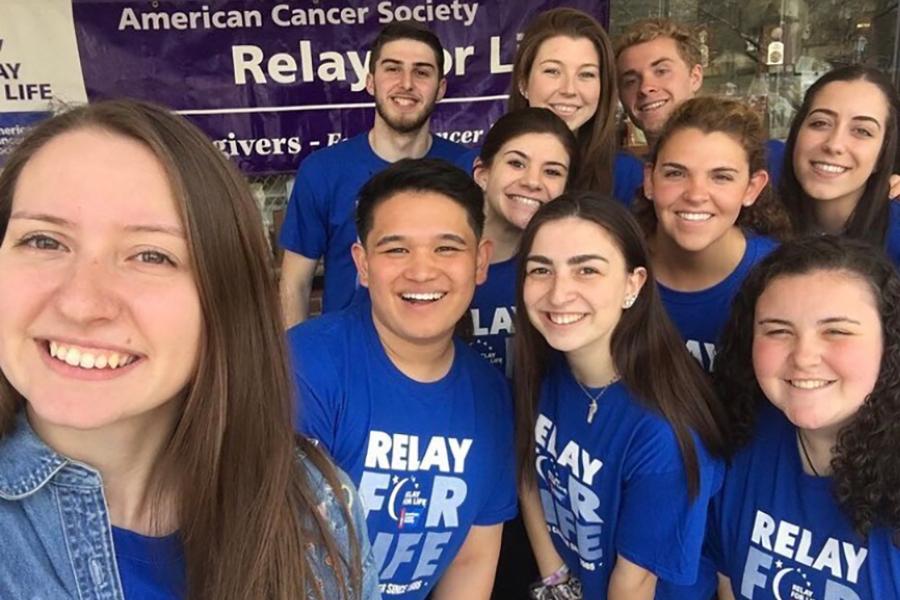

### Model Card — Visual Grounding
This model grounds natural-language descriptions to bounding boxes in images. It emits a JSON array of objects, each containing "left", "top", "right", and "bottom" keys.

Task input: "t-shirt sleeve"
[
  {"left": 294, "top": 375, "right": 340, "bottom": 451},
  {"left": 474, "top": 381, "right": 518, "bottom": 525},
  {"left": 279, "top": 158, "right": 329, "bottom": 259},
  {"left": 614, "top": 423, "right": 724, "bottom": 586}
]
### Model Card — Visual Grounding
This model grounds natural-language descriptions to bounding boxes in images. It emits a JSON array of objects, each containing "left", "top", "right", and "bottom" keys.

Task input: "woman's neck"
[
  {"left": 651, "top": 226, "right": 747, "bottom": 291},
  {"left": 812, "top": 192, "right": 862, "bottom": 234},
  {"left": 483, "top": 212, "right": 521, "bottom": 264},
  {"left": 27, "top": 404, "right": 178, "bottom": 534},
  {"left": 565, "top": 343, "right": 618, "bottom": 388},
  {"left": 796, "top": 426, "right": 837, "bottom": 477}
]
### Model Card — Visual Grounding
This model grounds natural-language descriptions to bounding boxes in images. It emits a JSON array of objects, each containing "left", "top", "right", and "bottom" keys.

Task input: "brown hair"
[
  {"left": 0, "top": 100, "right": 360, "bottom": 599},
  {"left": 508, "top": 8, "right": 617, "bottom": 195},
  {"left": 636, "top": 96, "right": 792, "bottom": 239},
  {"left": 614, "top": 17, "right": 701, "bottom": 68},
  {"left": 514, "top": 193, "right": 729, "bottom": 496}
]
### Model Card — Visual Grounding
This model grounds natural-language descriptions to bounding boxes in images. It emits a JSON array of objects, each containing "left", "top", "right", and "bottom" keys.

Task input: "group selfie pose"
[{"left": 1, "top": 5, "right": 899, "bottom": 600}]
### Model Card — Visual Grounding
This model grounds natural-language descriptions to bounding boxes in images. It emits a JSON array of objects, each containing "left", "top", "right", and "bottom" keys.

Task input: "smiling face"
[
  {"left": 352, "top": 190, "right": 490, "bottom": 351},
  {"left": 474, "top": 132, "right": 570, "bottom": 231},
  {"left": 753, "top": 270, "right": 882, "bottom": 438},
  {"left": 366, "top": 39, "right": 446, "bottom": 134},
  {"left": 617, "top": 36, "right": 702, "bottom": 137},
  {"left": 0, "top": 128, "right": 203, "bottom": 434},
  {"left": 792, "top": 80, "right": 888, "bottom": 214},
  {"left": 521, "top": 35, "right": 601, "bottom": 132},
  {"left": 523, "top": 217, "right": 646, "bottom": 364},
  {"left": 644, "top": 127, "right": 768, "bottom": 254}
]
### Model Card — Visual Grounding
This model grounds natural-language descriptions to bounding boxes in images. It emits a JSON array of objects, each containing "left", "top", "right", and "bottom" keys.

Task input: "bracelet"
[
  {"left": 541, "top": 563, "right": 570, "bottom": 586},
  {"left": 528, "top": 575, "right": 583, "bottom": 600}
]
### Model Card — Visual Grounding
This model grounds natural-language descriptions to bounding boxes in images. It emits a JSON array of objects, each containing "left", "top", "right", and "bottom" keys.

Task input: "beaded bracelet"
[{"left": 541, "top": 563, "right": 570, "bottom": 587}]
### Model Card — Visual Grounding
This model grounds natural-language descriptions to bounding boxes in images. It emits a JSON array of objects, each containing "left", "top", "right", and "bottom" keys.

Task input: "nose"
[
  {"left": 560, "top": 73, "right": 576, "bottom": 96},
  {"left": 790, "top": 332, "right": 823, "bottom": 370},
  {"left": 822, "top": 126, "right": 847, "bottom": 155},
  {"left": 400, "top": 68, "right": 414, "bottom": 90},
  {"left": 683, "top": 175, "right": 710, "bottom": 203},
  {"left": 548, "top": 273, "right": 575, "bottom": 306},
  {"left": 404, "top": 249, "right": 439, "bottom": 283},
  {"left": 521, "top": 164, "right": 543, "bottom": 190},
  {"left": 53, "top": 257, "right": 122, "bottom": 325},
  {"left": 639, "top": 75, "right": 659, "bottom": 97}
]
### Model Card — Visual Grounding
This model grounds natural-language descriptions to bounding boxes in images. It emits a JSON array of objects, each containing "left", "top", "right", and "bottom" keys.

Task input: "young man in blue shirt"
[
  {"left": 288, "top": 159, "right": 517, "bottom": 600},
  {"left": 279, "top": 22, "right": 468, "bottom": 326}
]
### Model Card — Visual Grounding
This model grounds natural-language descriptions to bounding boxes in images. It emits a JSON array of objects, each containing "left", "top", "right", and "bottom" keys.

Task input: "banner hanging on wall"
[{"left": 1, "top": 0, "right": 608, "bottom": 173}]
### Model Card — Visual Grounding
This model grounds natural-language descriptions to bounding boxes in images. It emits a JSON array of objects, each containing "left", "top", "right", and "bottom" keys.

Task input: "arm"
[
  {"left": 891, "top": 174, "right": 900, "bottom": 199},
  {"left": 431, "top": 524, "right": 502, "bottom": 600},
  {"left": 717, "top": 574, "right": 736, "bottom": 600},
  {"left": 520, "top": 481, "right": 567, "bottom": 578},
  {"left": 280, "top": 250, "right": 319, "bottom": 328},
  {"left": 607, "top": 554, "right": 657, "bottom": 600}
]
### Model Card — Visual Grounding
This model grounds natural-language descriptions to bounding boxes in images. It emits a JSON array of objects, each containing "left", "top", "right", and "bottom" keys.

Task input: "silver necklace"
[{"left": 576, "top": 377, "right": 619, "bottom": 424}]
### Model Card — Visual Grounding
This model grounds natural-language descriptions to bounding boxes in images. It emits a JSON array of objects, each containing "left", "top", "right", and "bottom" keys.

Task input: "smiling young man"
[
  {"left": 288, "top": 159, "right": 517, "bottom": 600},
  {"left": 613, "top": 18, "right": 787, "bottom": 205},
  {"left": 278, "top": 21, "right": 468, "bottom": 327}
]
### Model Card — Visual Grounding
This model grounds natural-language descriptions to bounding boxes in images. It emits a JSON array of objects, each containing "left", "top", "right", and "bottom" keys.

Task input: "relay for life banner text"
[{"left": 0, "top": 0, "right": 607, "bottom": 173}]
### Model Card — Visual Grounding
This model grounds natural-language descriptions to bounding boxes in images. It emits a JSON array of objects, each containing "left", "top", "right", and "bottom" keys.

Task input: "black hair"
[
  {"left": 369, "top": 21, "right": 445, "bottom": 75},
  {"left": 780, "top": 66, "right": 900, "bottom": 246},
  {"left": 356, "top": 158, "right": 484, "bottom": 243},
  {"left": 716, "top": 235, "right": 900, "bottom": 542}
]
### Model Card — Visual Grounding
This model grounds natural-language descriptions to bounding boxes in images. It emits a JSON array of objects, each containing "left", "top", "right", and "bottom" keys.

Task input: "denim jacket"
[{"left": 0, "top": 412, "right": 380, "bottom": 599}]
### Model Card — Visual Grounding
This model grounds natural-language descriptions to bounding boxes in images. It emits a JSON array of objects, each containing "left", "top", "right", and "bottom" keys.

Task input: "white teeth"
[
  {"left": 401, "top": 292, "right": 446, "bottom": 302},
  {"left": 510, "top": 195, "right": 541, "bottom": 207},
  {"left": 393, "top": 97, "right": 416, "bottom": 107},
  {"left": 812, "top": 162, "right": 848, "bottom": 174},
  {"left": 789, "top": 379, "right": 832, "bottom": 390},
  {"left": 677, "top": 212, "right": 713, "bottom": 222},
  {"left": 48, "top": 341, "right": 136, "bottom": 370},
  {"left": 640, "top": 100, "right": 666, "bottom": 112},
  {"left": 550, "top": 104, "right": 578, "bottom": 115},
  {"left": 548, "top": 313, "right": 585, "bottom": 325}
]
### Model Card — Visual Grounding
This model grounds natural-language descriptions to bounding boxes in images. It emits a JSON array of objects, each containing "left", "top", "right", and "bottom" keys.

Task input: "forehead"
[
  {"left": 534, "top": 35, "right": 599, "bottom": 64},
  {"left": 375, "top": 39, "right": 439, "bottom": 67},
  {"left": 658, "top": 128, "right": 749, "bottom": 167},
  {"left": 370, "top": 189, "right": 474, "bottom": 236},
  {"left": 617, "top": 36, "right": 687, "bottom": 69},
  {"left": 810, "top": 80, "right": 889, "bottom": 121},
  {"left": 13, "top": 127, "right": 179, "bottom": 223},
  {"left": 757, "top": 270, "right": 879, "bottom": 317},
  {"left": 531, "top": 217, "right": 623, "bottom": 258},
  {"left": 499, "top": 132, "right": 571, "bottom": 163}
]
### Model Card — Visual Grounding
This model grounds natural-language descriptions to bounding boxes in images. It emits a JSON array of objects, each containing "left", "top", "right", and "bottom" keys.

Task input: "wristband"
[{"left": 541, "top": 563, "right": 570, "bottom": 586}]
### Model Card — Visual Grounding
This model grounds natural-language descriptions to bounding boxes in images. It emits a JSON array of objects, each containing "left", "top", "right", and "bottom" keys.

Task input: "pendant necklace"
[
  {"left": 576, "top": 377, "right": 619, "bottom": 424},
  {"left": 797, "top": 430, "right": 821, "bottom": 477}
]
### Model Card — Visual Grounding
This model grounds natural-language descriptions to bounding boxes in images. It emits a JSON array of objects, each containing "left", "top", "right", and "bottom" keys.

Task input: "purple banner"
[{"left": 71, "top": 0, "right": 608, "bottom": 174}]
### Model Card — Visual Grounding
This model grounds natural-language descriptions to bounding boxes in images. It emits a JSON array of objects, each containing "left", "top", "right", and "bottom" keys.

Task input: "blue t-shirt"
[
  {"left": 279, "top": 133, "right": 468, "bottom": 313},
  {"left": 468, "top": 257, "right": 517, "bottom": 377},
  {"left": 659, "top": 234, "right": 778, "bottom": 372},
  {"left": 533, "top": 356, "right": 724, "bottom": 597},
  {"left": 113, "top": 527, "right": 184, "bottom": 599},
  {"left": 615, "top": 139, "right": 786, "bottom": 208},
  {"left": 707, "top": 406, "right": 900, "bottom": 599},
  {"left": 288, "top": 301, "right": 518, "bottom": 600},
  {"left": 884, "top": 200, "right": 900, "bottom": 267}
]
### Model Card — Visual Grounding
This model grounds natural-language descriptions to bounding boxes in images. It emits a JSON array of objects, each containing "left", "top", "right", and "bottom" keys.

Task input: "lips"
[
  {"left": 810, "top": 161, "right": 850, "bottom": 175},
  {"left": 638, "top": 99, "right": 668, "bottom": 113},
  {"left": 400, "top": 291, "right": 446, "bottom": 304},
  {"left": 546, "top": 312, "right": 586, "bottom": 325},
  {"left": 46, "top": 339, "right": 139, "bottom": 370},
  {"left": 549, "top": 103, "right": 580, "bottom": 116},
  {"left": 675, "top": 211, "right": 713, "bottom": 222},
  {"left": 508, "top": 194, "right": 543, "bottom": 208},
  {"left": 787, "top": 378, "right": 835, "bottom": 390}
]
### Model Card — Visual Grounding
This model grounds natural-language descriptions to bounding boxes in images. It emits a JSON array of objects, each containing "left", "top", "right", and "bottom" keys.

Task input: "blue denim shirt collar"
[{"left": 0, "top": 411, "right": 102, "bottom": 500}]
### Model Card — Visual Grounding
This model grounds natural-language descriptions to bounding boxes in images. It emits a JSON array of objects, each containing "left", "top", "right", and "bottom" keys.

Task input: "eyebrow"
[
  {"left": 538, "top": 58, "right": 599, "bottom": 69},
  {"left": 757, "top": 317, "right": 862, "bottom": 326},
  {"left": 379, "top": 58, "right": 436, "bottom": 70},
  {"left": 621, "top": 57, "right": 675, "bottom": 78},
  {"left": 526, "top": 254, "right": 609, "bottom": 265},
  {"left": 374, "top": 233, "right": 468, "bottom": 247},
  {"left": 808, "top": 108, "right": 882, "bottom": 129},
  {"left": 660, "top": 161, "right": 740, "bottom": 174},
  {"left": 10, "top": 211, "right": 185, "bottom": 238},
  {"left": 503, "top": 150, "right": 569, "bottom": 171}
]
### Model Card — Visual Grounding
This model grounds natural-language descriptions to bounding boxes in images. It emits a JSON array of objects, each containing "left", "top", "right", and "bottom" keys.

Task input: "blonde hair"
[{"left": 615, "top": 17, "right": 701, "bottom": 68}]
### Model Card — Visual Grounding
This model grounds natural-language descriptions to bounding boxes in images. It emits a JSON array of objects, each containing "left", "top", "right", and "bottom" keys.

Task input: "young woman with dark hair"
[
  {"left": 514, "top": 192, "right": 728, "bottom": 599},
  {"left": 637, "top": 96, "right": 791, "bottom": 372},
  {"left": 707, "top": 235, "right": 900, "bottom": 599},
  {"left": 468, "top": 107, "right": 577, "bottom": 376},
  {"left": 0, "top": 100, "right": 377, "bottom": 599},
  {"left": 780, "top": 66, "right": 900, "bottom": 265}
]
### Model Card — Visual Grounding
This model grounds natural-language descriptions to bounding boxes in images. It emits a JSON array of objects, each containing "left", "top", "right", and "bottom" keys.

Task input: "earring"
[{"left": 623, "top": 295, "right": 637, "bottom": 309}]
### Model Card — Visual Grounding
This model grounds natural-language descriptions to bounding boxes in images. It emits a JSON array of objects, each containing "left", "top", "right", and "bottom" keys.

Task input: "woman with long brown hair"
[{"left": 0, "top": 100, "right": 377, "bottom": 599}]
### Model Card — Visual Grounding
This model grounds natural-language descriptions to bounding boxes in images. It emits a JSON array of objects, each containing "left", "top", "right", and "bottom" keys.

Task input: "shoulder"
[
  {"left": 745, "top": 233, "right": 779, "bottom": 260},
  {"left": 428, "top": 135, "right": 469, "bottom": 160},
  {"left": 297, "top": 133, "right": 371, "bottom": 173},
  {"left": 455, "top": 340, "right": 509, "bottom": 393},
  {"left": 287, "top": 308, "right": 363, "bottom": 373},
  {"left": 615, "top": 150, "right": 644, "bottom": 173}
]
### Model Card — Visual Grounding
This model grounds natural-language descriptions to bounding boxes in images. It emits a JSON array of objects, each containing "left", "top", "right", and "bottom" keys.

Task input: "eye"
[
  {"left": 542, "top": 67, "right": 561, "bottom": 76},
  {"left": 544, "top": 167, "right": 565, "bottom": 178},
  {"left": 661, "top": 168, "right": 685, "bottom": 179},
  {"left": 712, "top": 173, "right": 736, "bottom": 183},
  {"left": 579, "top": 70, "right": 598, "bottom": 80},
  {"left": 761, "top": 328, "right": 791, "bottom": 337},
  {"left": 806, "top": 118, "right": 830, "bottom": 129},
  {"left": 621, "top": 76, "right": 637, "bottom": 88},
  {"left": 854, "top": 127, "right": 874, "bottom": 138},
  {"left": 526, "top": 266, "right": 551, "bottom": 277},
  {"left": 824, "top": 328, "right": 852, "bottom": 336},
  {"left": 133, "top": 250, "right": 176, "bottom": 266},
  {"left": 577, "top": 266, "right": 600, "bottom": 276},
  {"left": 383, "top": 247, "right": 408, "bottom": 255},
  {"left": 436, "top": 245, "right": 463, "bottom": 254},
  {"left": 507, "top": 158, "right": 526, "bottom": 169},
  {"left": 654, "top": 67, "right": 670, "bottom": 77},
  {"left": 17, "top": 233, "right": 66, "bottom": 252},
  {"left": 415, "top": 68, "right": 431, "bottom": 78}
]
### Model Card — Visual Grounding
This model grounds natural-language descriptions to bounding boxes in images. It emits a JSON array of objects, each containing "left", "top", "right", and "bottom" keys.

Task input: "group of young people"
[{"left": 0, "top": 6, "right": 898, "bottom": 600}]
